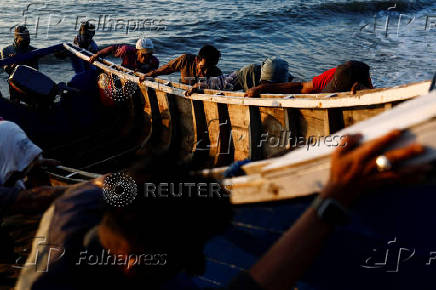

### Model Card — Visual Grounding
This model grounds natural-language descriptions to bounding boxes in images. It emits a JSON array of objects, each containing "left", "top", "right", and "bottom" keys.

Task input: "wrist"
[
  {"left": 311, "top": 194, "right": 350, "bottom": 226},
  {"left": 319, "top": 184, "right": 357, "bottom": 209}
]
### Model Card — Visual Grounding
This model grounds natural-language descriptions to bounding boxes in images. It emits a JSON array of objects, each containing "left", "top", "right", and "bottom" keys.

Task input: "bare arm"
[
  {"left": 249, "top": 207, "right": 333, "bottom": 289},
  {"left": 148, "top": 63, "right": 177, "bottom": 77},
  {"left": 244, "top": 82, "right": 303, "bottom": 98},
  {"left": 249, "top": 130, "right": 426, "bottom": 290},
  {"left": 140, "top": 63, "right": 178, "bottom": 82},
  {"left": 140, "top": 55, "right": 186, "bottom": 82},
  {"left": 300, "top": 81, "right": 317, "bottom": 94},
  {"left": 88, "top": 46, "right": 115, "bottom": 63}
]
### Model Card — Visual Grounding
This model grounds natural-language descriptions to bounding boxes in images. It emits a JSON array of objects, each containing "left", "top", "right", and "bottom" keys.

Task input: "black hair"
[
  {"left": 79, "top": 21, "right": 95, "bottom": 36},
  {"left": 14, "top": 25, "right": 30, "bottom": 41},
  {"left": 197, "top": 45, "right": 221, "bottom": 66},
  {"left": 14, "top": 25, "right": 29, "bottom": 35}
]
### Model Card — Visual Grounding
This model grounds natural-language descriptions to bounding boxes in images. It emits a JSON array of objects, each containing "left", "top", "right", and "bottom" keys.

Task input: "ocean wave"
[
  {"left": 240, "top": 0, "right": 434, "bottom": 20},
  {"left": 313, "top": 0, "right": 435, "bottom": 14}
]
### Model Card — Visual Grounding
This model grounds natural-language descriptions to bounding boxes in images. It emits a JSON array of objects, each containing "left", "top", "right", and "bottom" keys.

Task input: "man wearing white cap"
[{"left": 89, "top": 37, "right": 159, "bottom": 73}]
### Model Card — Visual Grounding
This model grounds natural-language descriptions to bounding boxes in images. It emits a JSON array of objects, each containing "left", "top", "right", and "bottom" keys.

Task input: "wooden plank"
[
  {"left": 342, "top": 105, "right": 389, "bottom": 128},
  {"left": 226, "top": 91, "right": 436, "bottom": 204},
  {"left": 167, "top": 94, "right": 197, "bottom": 162},
  {"left": 325, "top": 108, "right": 345, "bottom": 135},
  {"left": 298, "top": 109, "right": 328, "bottom": 138},
  {"left": 140, "top": 85, "right": 164, "bottom": 148},
  {"left": 191, "top": 100, "right": 210, "bottom": 166},
  {"left": 258, "top": 107, "right": 291, "bottom": 158},
  {"left": 229, "top": 119, "right": 436, "bottom": 204},
  {"left": 195, "top": 101, "right": 234, "bottom": 167},
  {"left": 249, "top": 106, "right": 263, "bottom": 161},
  {"left": 191, "top": 81, "right": 430, "bottom": 108},
  {"left": 155, "top": 90, "right": 173, "bottom": 151},
  {"left": 64, "top": 43, "right": 430, "bottom": 109},
  {"left": 287, "top": 109, "right": 301, "bottom": 151},
  {"left": 226, "top": 104, "right": 252, "bottom": 161}
]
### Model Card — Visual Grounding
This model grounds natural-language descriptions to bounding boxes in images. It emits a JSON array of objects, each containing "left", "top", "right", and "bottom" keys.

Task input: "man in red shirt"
[
  {"left": 311, "top": 67, "right": 337, "bottom": 93},
  {"left": 245, "top": 60, "right": 373, "bottom": 97},
  {"left": 89, "top": 38, "right": 159, "bottom": 73}
]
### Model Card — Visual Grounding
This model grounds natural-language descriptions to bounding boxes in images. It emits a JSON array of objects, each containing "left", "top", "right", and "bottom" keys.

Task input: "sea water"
[{"left": 0, "top": 0, "right": 435, "bottom": 96}]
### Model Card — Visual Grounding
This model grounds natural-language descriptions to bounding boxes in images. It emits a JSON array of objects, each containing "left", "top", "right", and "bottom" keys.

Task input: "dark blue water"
[{"left": 0, "top": 0, "right": 435, "bottom": 96}]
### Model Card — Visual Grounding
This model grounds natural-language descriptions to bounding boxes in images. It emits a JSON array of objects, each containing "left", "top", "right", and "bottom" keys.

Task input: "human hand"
[
  {"left": 185, "top": 83, "right": 203, "bottom": 96},
  {"left": 351, "top": 82, "right": 360, "bottom": 95},
  {"left": 351, "top": 82, "right": 371, "bottom": 95},
  {"left": 244, "top": 87, "right": 261, "bottom": 98},
  {"left": 322, "top": 130, "right": 426, "bottom": 207},
  {"left": 5, "top": 64, "right": 16, "bottom": 75},
  {"left": 33, "top": 158, "right": 61, "bottom": 169},
  {"left": 88, "top": 54, "right": 98, "bottom": 63},
  {"left": 139, "top": 72, "right": 153, "bottom": 83}
]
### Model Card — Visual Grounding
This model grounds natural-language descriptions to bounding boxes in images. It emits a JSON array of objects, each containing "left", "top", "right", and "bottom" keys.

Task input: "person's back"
[
  {"left": 235, "top": 64, "right": 262, "bottom": 92},
  {"left": 185, "top": 57, "right": 291, "bottom": 96}
]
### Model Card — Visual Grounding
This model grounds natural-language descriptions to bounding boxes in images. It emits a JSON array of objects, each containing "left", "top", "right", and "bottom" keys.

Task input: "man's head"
[
  {"left": 136, "top": 38, "right": 154, "bottom": 63},
  {"left": 14, "top": 26, "right": 30, "bottom": 50},
  {"left": 196, "top": 45, "right": 221, "bottom": 77},
  {"left": 77, "top": 21, "right": 95, "bottom": 48},
  {"left": 97, "top": 152, "right": 232, "bottom": 285},
  {"left": 260, "top": 57, "right": 291, "bottom": 84},
  {"left": 346, "top": 60, "right": 373, "bottom": 90}
]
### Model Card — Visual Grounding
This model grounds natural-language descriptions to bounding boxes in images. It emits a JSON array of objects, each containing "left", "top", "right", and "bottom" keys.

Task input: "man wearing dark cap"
[
  {"left": 0, "top": 25, "right": 38, "bottom": 75},
  {"left": 72, "top": 21, "right": 99, "bottom": 73}
]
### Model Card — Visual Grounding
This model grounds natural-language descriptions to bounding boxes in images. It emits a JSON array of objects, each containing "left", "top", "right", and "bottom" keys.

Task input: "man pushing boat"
[
  {"left": 185, "top": 57, "right": 292, "bottom": 96},
  {"left": 88, "top": 37, "right": 159, "bottom": 74},
  {"left": 139, "top": 44, "right": 222, "bottom": 85},
  {"left": 245, "top": 60, "right": 374, "bottom": 97}
]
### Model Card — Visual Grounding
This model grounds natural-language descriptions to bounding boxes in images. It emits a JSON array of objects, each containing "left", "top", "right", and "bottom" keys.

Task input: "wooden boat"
[
  {"left": 44, "top": 89, "right": 436, "bottom": 290},
  {"left": 224, "top": 89, "right": 436, "bottom": 204},
  {"left": 5, "top": 44, "right": 435, "bottom": 289},
  {"left": 64, "top": 43, "right": 431, "bottom": 170}
]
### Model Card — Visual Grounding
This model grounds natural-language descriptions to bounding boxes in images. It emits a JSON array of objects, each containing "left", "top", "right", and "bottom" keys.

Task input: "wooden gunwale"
[
  {"left": 63, "top": 42, "right": 431, "bottom": 170},
  {"left": 63, "top": 43, "right": 430, "bottom": 109}
]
